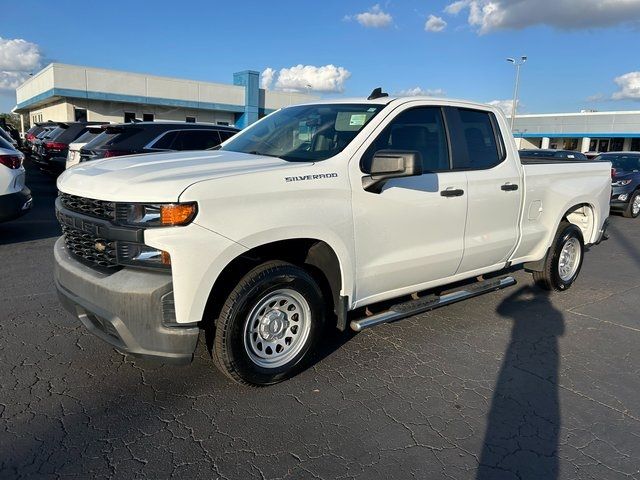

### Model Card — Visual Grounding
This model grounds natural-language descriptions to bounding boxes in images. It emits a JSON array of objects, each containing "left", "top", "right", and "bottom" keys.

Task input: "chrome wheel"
[
  {"left": 243, "top": 289, "right": 312, "bottom": 369},
  {"left": 558, "top": 237, "right": 581, "bottom": 282},
  {"left": 633, "top": 194, "right": 640, "bottom": 216}
]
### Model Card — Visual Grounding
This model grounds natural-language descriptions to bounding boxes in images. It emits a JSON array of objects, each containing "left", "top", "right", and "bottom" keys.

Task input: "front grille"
[
  {"left": 61, "top": 224, "right": 118, "bottom": 269},
  {"left": 59, "top": 193, "right": 116, "bottom": 221}
]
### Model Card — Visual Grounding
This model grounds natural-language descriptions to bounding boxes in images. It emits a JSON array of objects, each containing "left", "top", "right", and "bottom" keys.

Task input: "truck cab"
[{"left": 54, "top": 95, "right": 611, "bottom": 385}]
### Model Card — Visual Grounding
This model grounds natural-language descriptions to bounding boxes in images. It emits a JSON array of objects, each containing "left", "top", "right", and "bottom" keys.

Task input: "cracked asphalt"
[{"left": 1, "top": 162, "right": 640, "bottom": 479}]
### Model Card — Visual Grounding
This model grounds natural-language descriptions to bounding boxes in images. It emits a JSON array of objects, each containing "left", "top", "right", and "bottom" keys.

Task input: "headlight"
[
  {"left": 118, "top": 242, "right": 171, "bottom": 269},
  {"left": 118, "top": 202, "right": 197, "bottom": 227},
  {"left": 612, "top": 179, "right": 632, "bottom": 187}
]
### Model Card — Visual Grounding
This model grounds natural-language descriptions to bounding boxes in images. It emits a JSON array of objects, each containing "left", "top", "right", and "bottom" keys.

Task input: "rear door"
[{"left": 446, "top": 107, "right": 522, "bottom": 273}]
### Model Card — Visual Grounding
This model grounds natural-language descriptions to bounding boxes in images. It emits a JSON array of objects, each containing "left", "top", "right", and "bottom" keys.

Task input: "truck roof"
[{"left": 289, "top": 96, "right": 500, "bottom": 113}]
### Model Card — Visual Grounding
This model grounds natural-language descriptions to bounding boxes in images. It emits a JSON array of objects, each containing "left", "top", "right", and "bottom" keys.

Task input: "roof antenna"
[{"left": 368, "top": 87, "right": 389, "bottom": 100}]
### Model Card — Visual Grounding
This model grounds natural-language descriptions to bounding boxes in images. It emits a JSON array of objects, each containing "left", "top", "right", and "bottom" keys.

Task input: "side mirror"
[{"left": 362, "top": 150, "right": 423, "bottom": 193}]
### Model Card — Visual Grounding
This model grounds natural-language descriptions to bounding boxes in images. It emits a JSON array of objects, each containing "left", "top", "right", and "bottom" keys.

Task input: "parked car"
[
  {"left": 32, "top": 122, "right": 103, "bottom": 174},
  {"left": 0, "top": 135, "right": 31, "bottom": 222},
  {"left": 24, "top": 122, "right": 58, "bottom": 154},
  {"left": 65, "top": 125, "right": 107, "bottom": 169},
  {"left": 596, "top": 152, "right": 640, "bottom": 218},
  {"left": 54, "top": 96, "right": 611, "bottom": 385},
  {"left": 78, "top": 121, "right": 239, "bottom": 163},
  {"left": 0, "top": 126, "right": 18, "bottom": 149},
  {"left": 519, "top": 149, "right": 588, "bottom": 161}
]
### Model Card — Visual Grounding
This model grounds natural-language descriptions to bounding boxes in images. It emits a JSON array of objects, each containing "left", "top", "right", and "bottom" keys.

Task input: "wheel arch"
[{"left": 202, "top": 238, "right": 350, "bottom": 336}]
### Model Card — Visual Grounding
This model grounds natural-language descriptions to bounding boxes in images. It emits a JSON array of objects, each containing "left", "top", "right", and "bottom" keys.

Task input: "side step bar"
[{"left": 350, "top": 276, "right": 517, "bottom": 332}]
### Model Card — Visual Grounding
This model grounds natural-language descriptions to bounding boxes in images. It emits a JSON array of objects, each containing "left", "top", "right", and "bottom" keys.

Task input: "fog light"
[{"left": 619, "top": 194, "right": 629, "bottom": 201}]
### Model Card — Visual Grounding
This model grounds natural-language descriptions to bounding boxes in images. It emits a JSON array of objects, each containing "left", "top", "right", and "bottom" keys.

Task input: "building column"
[
  {"left": 623, "top": 138, "right": 632, "bottom": 151},
  {"left": 541, "top": 137, "right": 550, "bottom": 149},
  {"left": 513, "top": 137, "right": 523, "bottom": 149},
  {"left": 580, "top": 137, "right": 591, "bottom": 153},
  {"left": 233, "top": 70, "right": 260, "bottom": 129},
  {"left": 19, "top": 114, "right": 25, "bottom": 137}
]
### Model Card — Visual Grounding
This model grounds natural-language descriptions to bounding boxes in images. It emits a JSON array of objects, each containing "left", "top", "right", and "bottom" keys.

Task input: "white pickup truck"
[{"left": 54, "top": 94, "right": 611, "bottom": 385}]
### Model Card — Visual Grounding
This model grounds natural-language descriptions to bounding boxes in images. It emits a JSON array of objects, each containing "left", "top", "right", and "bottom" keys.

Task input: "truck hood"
[{"left": 57, "top": 150, "right": 307, "bottom": 202}]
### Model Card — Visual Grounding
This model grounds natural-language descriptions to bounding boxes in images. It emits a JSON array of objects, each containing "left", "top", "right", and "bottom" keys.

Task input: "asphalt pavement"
[{"left": 1, "top": 162, "right": 639, "bottom": 479}]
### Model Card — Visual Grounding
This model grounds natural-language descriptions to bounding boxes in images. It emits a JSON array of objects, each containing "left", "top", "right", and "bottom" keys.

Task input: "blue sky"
[{"left": 2, "top": 0, "right": 640, "bottom": 114}]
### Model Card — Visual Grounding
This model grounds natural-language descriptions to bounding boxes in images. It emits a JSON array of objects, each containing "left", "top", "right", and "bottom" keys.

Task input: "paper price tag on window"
[{"left": 349, "top": 114, "right": 367, "bottom": 126}]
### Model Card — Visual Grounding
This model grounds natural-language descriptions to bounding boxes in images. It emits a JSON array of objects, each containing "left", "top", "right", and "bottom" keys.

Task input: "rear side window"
[
  {"left": 150, "top": 131, "right": 179, "bottom": 150},
  {"left": 218, "top": 130, "right": 237, "bottom": 142},
  {"left": 454, "top": 109, "right": 502, "bottom": 169},
  {"left": 172, "top": 130, "right": 222, "bottom": 150}
]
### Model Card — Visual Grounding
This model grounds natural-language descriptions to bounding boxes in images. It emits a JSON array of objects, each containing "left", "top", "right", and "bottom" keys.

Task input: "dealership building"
[
  {"left": 13, "top": 63, "right": 316, "bottom": 133},
  {"left": 512, "top": 110, "right": 640, "bottom": 153}
]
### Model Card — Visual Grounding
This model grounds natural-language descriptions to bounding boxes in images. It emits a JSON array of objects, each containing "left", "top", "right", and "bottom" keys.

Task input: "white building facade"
[
  {"left": 513, "top": 110, "right": 640, "bottom": 153},
  {"left": 14, "top": 64, "right": 316, "bottom": 133}
]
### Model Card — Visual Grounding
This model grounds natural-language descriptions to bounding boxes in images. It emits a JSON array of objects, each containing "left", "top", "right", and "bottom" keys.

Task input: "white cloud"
[
  {"left": 445, "top": 0, "right": 640, "bottom": 33},
  {"left": 0, "top": 71, "right": 31, "bottom": 91},
  {"left": 425, "top": 15, "right": 447, "bottom": 32},
  {"left": 261, "top": 65, "right": 351, "bottom": 93},
  {"left": 349, "top": 4, "right": 393, "bottom": 28},
  {"left": 488, "top": 99, "right": 518, "bottom": 116},
  {"left": 444, "top": 1, "right": 467, "bottom": 15},
  {"left": 612, "top": 71, "right": 640, "bottom": 100},
  {"left": 0, "top": 37, "right": 43, "bottom": 93},
  {"left": 397, "top": 87, "right": 447, "bottom": 97},
  {"left": 0, "top": 37, "right": 42, "bottom": 72},
  {"left": 260, "top": 67, "right": 276, "bottom": 90}
]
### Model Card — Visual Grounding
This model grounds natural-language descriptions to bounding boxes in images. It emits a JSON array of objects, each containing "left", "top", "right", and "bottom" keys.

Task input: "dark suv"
[
  {"left": 596, "top": 152, "right": 640, "bottom": 218},
  {"left": 32, "top": 122, "right": 104, "bottom": 173},
  {"left": 79, "top": 122, "right": 239, "bottom": 163}
]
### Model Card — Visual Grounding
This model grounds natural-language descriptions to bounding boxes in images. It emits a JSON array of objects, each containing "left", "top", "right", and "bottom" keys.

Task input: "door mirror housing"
[{"left": 362, "top": 150, "right": 423, "bottom": 193}]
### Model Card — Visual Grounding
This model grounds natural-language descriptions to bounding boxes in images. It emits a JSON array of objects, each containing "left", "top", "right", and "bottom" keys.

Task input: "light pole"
[{"left": 506, "top": 56, "right": 527, "bottom": 130}]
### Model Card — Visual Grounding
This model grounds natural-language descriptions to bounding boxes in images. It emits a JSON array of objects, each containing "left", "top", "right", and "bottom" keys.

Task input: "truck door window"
[
  {"left": 363, "top": 107, "right": 450, "bottom": 172},
  {"left": 453, "top": 109, "right": 503, "bottom": 169}
]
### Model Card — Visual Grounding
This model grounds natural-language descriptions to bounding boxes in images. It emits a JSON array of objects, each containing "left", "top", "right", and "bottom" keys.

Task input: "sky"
[{"left": 1, "top": 0, "right": 640, "bottom": 115}]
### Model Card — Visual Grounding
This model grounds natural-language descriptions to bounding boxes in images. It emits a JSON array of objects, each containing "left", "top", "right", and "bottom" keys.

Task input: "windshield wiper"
[{"left": 247, "top": 151, "right": 281, "bottom": 158}]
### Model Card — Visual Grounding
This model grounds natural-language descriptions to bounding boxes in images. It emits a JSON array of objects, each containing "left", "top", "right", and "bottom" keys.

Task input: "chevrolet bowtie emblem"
[{"left": 94, "top": 241, "right": 107, "bottom": 252}]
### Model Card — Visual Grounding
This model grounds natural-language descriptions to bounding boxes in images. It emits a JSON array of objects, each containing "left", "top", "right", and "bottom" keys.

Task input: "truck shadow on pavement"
[
  {"left": 0, "top": 160, "right": 60, "bottom": 246},
  {"left": 476, "top": 286, "right": 563, "bottom": 480}
]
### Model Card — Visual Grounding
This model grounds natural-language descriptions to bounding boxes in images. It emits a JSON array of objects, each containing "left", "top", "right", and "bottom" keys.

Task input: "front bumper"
[
  {"left": 610, "top": 187, "right": 633, "bottom": 211},
  {"left": 0, "top": 187, "right": 32, "bottom": 222},
  {"left": 54, "top": 237, "right": 199, "bottom": 364}
]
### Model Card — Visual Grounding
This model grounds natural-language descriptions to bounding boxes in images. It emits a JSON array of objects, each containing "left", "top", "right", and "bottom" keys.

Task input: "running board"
[{"left": 350, "top": 276, "right": 517, "bottom": 332}]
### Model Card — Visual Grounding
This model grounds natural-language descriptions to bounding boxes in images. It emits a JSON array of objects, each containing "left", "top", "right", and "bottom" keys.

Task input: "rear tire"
[
  {"left": 212, "top": 261, "right": 326, "bottom": 386},
  {"left": 622, "top": 190, "right": 640, "bottom": 218},
  {"left": 533, "top": 221, "right": 584, "bottom": 292}
]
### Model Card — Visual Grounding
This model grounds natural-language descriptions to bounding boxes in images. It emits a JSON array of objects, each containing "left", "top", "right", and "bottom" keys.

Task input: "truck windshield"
[{"left": 220, "top": 104, "right": 384, "bottom": 162}]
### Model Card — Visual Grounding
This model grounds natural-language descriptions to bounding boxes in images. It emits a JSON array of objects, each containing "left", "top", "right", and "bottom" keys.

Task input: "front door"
[{"left": 350, "top": 105, "right": 468, "bottom": 306}]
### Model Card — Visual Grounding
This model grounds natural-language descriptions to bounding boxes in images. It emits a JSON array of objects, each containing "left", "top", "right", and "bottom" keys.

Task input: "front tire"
[
  {"left": 533, "top": 221, "right": 584, "bottom": 292},
  {"left": 623, "top": 190, "right": 640, "bottom": 218},
  {"left": 212, "top": 261, "right": 326, "bottom": 386}
]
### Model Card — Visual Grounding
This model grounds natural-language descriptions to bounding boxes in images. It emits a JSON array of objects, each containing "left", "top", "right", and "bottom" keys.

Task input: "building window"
[
  {"left": 186, "top": 116, "right": 196, "bottom": 123},
  {"left": 631, "top": 139, "right": 640, "bottom": 152},
  {"left": 217, "top": 121, "right": 230, "bottom": 126},
  {"left": 124, "top": 112, "right": 137, "bottom": 123},
  {"left": 74, "top": 108, "right": 88, "bottom": 122},
  {"left": 143, "top": 113, "right": 154, "bottom": 122}
]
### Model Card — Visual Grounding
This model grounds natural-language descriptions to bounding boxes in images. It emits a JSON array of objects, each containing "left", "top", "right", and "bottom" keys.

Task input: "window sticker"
[{"left": 349, "top": 114, "right": 367, "bottom": 126}]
